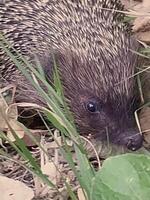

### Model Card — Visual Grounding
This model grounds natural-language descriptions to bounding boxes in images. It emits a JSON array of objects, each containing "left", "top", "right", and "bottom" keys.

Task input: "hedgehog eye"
[{"left": 86, "top": 101, "right": 97, "bottom": 113}]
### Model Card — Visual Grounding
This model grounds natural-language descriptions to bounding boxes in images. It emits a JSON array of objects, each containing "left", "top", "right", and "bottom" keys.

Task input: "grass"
[
  {"left": 0, "top": 30, "right": 150, "bottom": 199},
  {"left": 0, "top": 34, "right": 95, "bottom": 199}
]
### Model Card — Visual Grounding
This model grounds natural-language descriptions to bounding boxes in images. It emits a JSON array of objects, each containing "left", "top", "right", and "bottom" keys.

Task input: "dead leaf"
[
  {"left": 132, "top": 0, "right": 150, "bottom": 42},
  {"left": 139, "top": 107, "right": 150, "bottom": 146},
  {"left": 0, "top": 97, "right": 9, "bottom": 130},
  {"left": 23, "top": 129, "right": 48, "bottom": 147},
  {"left": 47, "top": 136, "right": 62, "bottom": 148},
  {"left": 0, "top": 96, "right": 20, "bottom": 141},
  {"left": 77, "top": 188, "right": 86, "bottom": 200},
  {"left": 0, "top": 175, "right": 34, "bottom": 200},
  {"left": 6, "top": 120, "right": 25, "bottom": 142},
  {"left": 121, "top": 0, "right": 140, "bottom": 9},
  {"left": 41, "top": 162, "right": 57, "bottom": 184},
  {"left": 143, "top": 0, "right": 150, "bottom": 8},
  {"left": 7, "top": 104, "right": 18, "bottom": 120}
]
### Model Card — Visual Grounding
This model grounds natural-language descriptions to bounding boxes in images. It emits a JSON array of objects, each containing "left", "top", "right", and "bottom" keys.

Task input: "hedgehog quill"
[{"left": 0, "top": 0, "right": 143, "bottom": 150}]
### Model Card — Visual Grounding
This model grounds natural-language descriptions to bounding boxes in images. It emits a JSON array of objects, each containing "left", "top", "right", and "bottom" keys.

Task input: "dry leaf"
[
  {"left": 143, "top": 0, "right": 150, "bottom": 8},
  {"left": 23, "top": 129, "right": 48, "bottom": 147},
  {"left": 6, "top": 120, "right": 25, "bottom": 142},
  {"left": 0, "top": 176, "right": 34, "bottom": 200},
  {"left": 132, "top": 0, "right": 150, "bottom": 42},
  {"left": 77, "top": 188, "right": 86, "bottom": 200},
  {"left": 0, "top": 97, "right": 21, "bottom": 142},
  {"left": 0, "top": 97, "right": 9, "bottom": 130},
  {"left": 41, "top": 162, "right": 57, "bottom": 184},
  {"left": 47, "top": 136, "right": 62, "bottom": 148},
  {"left": 139, "top": 107, "right": 150, "bottom": 146},
  {"left": 120, "top": 0, "right": 150, "bottom": 42},
  {"left": 121, "top": 0, "right": 140, "bottom": 9}
]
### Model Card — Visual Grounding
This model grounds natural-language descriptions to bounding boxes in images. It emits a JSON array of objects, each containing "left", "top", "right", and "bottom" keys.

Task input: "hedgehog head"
[{"left": 53, "top": 37, "right": 143, "bottom": 151}]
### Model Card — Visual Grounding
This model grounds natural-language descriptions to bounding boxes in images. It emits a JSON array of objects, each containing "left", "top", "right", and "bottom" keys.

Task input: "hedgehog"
[{"left": 0, "top": 0, "right": 143, "bottom": 151}]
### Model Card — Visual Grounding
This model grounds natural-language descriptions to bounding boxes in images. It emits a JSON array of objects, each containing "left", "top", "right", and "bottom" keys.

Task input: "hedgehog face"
[
  {"left": 65, "top": 90, "right": 143, "bottom": 151},
  {"left": 73, "top": 93, "right": 143, "bottom": 151},
  {"left": 56, "top": 50, "right": 143, "bottom": 151}
]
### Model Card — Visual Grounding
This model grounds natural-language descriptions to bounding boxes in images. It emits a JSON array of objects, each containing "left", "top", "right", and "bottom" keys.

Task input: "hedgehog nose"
[{"left": 125, "top": 133, "right": 143, "bottom": 151}]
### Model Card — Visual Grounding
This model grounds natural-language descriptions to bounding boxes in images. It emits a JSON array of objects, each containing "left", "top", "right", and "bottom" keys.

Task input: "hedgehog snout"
[
  {"left": 125, "top": 133, "right": 143, "bottom": 151},
  {"left": 120, "top": 130, "right": 143, "bottom": 151}
]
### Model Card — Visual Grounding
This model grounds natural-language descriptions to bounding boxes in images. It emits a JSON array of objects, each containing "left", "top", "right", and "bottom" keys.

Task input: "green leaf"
[{"left": 90, "top": 154, "right": 150, "bottom": 200}]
